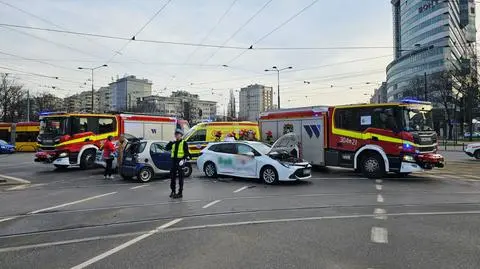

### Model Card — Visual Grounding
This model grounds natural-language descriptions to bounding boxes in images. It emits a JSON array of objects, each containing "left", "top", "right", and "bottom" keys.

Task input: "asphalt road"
[{"left": 0, "top": 152, "right": 479, "bottom": 269}]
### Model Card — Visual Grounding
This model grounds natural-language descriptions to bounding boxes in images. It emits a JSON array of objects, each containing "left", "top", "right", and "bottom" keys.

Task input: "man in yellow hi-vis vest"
[{"left": 166, "top": 129, "right": 190, "bottom": 198}]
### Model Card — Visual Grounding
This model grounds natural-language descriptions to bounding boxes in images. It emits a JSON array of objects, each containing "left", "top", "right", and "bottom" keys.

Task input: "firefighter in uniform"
[{"left": 165, "top": 129, "right": 190, "bottom": 198}]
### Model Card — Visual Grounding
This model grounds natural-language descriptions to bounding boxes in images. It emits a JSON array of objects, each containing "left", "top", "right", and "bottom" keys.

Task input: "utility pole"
[
  {"left": 424, "top": 72, "right": 428, "bottom": 101},
  {"left": 77, "top": 64, "right": 108, "bottom": 113},
  {"left": 26, "top": 90, "right": 30, "bottom": 122},
  {"left": 265, "top": 66, "right": 293, "bottom": 109}
]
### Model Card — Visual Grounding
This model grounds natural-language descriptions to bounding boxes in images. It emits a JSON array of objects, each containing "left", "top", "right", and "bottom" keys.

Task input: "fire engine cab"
[
  {"left": 259, "top": 100, "right": 444, "bottom": 178},
  {"left": 34, "top": 112, "right": 186, "bottom": 169}
]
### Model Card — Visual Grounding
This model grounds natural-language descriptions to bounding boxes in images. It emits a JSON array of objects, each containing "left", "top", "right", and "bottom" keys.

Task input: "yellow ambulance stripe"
[{"left": 57, "top": 132, "right": 118, "bottom": 146}]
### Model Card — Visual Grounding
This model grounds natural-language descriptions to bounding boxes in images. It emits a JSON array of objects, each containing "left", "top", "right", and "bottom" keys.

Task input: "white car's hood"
[{"left": 269, "top": 133, "right": 298, "bottom": 154}]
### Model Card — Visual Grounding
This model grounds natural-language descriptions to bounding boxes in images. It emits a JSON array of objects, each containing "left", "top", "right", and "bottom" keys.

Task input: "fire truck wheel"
[
  {"left": 80, "top": 149, "right": 96, "bottom": 170},
  {"left": 474, "top": 150, "right": 480, "bottom": 160},
  {"left": 360, "top": 153, "right": 385, "bottom": 179},
  {"left": 260, "top": 166, "right": 278, "bottom": 185}
]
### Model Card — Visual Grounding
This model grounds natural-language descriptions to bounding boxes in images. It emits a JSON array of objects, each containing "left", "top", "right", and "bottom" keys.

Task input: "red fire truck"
[
  {"left": 34, "top": 112, "right": 187, "bottom": 169},
  {"left": 259, "top": 100, "right": 444, "bottom": 178}
]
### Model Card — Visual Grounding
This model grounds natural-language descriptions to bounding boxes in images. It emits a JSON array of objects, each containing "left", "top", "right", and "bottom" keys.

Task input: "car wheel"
[
  {"left": 80, "top": 149, "right": 96, "bottom": 170},
  {"left": 203, "top": 162, "right": 217, "bottom": 178},
  {"left": 361, "top": 154, "right": 385, "bottom": 179},
  {"left": 137, "top": 167, "right": 153, "bottom": 183},
  {"left": 182, "top": 163, "right": 193, "bottom": 177},
  {"left": 260, "top": 166, "right": 278, "bottom": 185},
  {"left": 474, "top": 150, "right": 480, "bottom": 160}
]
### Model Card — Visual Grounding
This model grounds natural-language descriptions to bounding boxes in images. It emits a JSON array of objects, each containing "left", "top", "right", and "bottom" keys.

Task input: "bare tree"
[
  {"left": 0, "top": 73, "right": 25, "bottom": 122},
  {"left": 404, "top": 76, "right": 424, "bottom": 99}
]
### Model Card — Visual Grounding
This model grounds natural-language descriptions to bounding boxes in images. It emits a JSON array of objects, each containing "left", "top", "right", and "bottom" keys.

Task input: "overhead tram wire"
[
  {"left": 225, "top": 0, "right": 320, "bottom": 65},
  {"left": 0, "top": 23, "right": 401, "bottom": 51},
  {"left": 166, "top": 0, "right": 239, "bottom": 90},
  {"left": 0, "top": 50, "right": 81, "bottom": 73},
  {"left": 105, "top": 0, "right": 174, "bottom": 64},
  {"left": 0, "top": 0, "right": 116, "bottom": 55},
  {"left": 200, "top": 0, "right": 274, "bottom": 65}
]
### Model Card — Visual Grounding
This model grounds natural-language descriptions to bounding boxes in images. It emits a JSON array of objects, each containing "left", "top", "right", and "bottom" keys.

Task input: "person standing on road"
[
  {"left": 116, "top": 135, "right": 127, "bottom": 171},
  {"left": 165, "top": 129, "right": 190, "bottom": 199},
  {"left": 102, "top": 135, "right": 116, "bottom": 179}
]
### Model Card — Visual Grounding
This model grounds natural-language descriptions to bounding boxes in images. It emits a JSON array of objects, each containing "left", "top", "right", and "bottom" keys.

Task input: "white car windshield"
[{"left": 249, "top": 142, "right": 272, "bottom": 155}]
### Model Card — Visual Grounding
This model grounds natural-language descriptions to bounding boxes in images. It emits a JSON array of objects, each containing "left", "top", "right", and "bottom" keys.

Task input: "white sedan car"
[
  {"left": 197, "top": 134, "right": 312, "bottom": 184},
  {"left": 465, "top": 143, "right": 480, "bottom": 159}
]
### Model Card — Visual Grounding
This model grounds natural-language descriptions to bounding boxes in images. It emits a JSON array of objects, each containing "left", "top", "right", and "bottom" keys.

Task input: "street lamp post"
[
  {"left": 78, "top": 64, "right": 108, "bottom": 112},
  {"left": 265, "top": 66, "right": 292, "bottom": 109}
]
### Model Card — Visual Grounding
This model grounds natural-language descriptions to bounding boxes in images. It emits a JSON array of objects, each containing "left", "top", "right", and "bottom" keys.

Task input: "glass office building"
[{"left": 386, "top": 0, "right": 476, "bottom": 101}]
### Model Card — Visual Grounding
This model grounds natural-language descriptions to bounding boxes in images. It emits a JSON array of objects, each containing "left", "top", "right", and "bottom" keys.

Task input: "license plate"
[
  {"left": 303, "top": 168, "right": 311, "bottom": 175},
  {"left": 125, "top": 157, "right": 132, "bottom": 161},
  {"left": 44, "top": 139, "right": 53, "bottom": 143}
]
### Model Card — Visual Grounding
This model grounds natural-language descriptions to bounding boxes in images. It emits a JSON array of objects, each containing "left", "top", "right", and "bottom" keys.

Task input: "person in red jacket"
[{"left": 102, "top": 136, "right": 116, "bottom": 179}]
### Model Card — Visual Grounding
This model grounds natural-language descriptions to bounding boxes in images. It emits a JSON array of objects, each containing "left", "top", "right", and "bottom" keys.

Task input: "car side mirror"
[{"left": 244, "top": 151, "right": 255, "bottom": 157}]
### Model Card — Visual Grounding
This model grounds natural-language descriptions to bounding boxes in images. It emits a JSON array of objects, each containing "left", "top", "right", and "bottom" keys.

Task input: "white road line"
[
  {"left": 6, "top": 183, "right": 46, "bottom": 191},
  {"left": 374, "top": 208, "right": 387, "bottom": 220},
  {"left": 0, "top": 217, "right": 16, "bottom": 223},
  {"left": 0, "top": 174, "right": 30, "bottom": 184},
  {"left": 70, "top": 218, "right": 182, "bottom": 269},
  {"left": 29, "top": 192, "right": 117, "bottom": 214},
  {"left": 375, "top": 184, "right": 382, "bottom": 191},
  {"left": 371, "top": 227, "right": 388, "bottom": 243},
  {"left": 0, "top": 231, "right": 146, "bottom": 253},
  {"left": 375, "top": 179, "right": 382, "bottom": 184},
  {"left": 130, "top": 184, "right": 149, "bottom": 190},
  {"left": 377, "top": 194, "right": 384, "bottom": 203},
  {"left": 468, "top": 175, "right": 480, "bottom": 180},
  {"left": 202, "top": 199, "right": 221, "bottom": 209},
  {"left": 233, "top": 186, "right": 248, "bottom": 193}
]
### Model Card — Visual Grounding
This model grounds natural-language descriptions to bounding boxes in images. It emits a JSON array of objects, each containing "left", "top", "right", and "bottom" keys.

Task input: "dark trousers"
[
  {"left": 170, "top": 160, "right": 184, "bottom": 193},
  {"left": 104, "top": 158, "right": 113, "bottom": 176}
]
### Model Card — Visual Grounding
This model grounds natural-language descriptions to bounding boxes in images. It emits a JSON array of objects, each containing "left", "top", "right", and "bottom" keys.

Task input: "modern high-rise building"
[
  {"left": 239, "top": 84, "right": 273, "bottom": 121},
  {"left": 110, "top": 75, "right": 152, "bottom": 112},
  {"left": 386, "top": 0, "right": 476, "bottom": 101}
]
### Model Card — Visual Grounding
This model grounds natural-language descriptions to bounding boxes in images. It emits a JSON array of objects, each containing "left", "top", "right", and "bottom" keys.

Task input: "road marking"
[
  {"left": 468, "top": 175, "right": 480, "bottom": 180},
  {"left": 202, "top": 199, "right": 221, "bottom": 209},
  {"left": 29, "top": 192, "right": 117, "bottom": 214},
  {"left": 6, "top": 183, "right": 46, "bottom": 191},
  {"left": 371, "top": 227, "right": 388, "bottom": 243},
  {"left": 233, "top": 186, "right": 248, "bottom": 193},
  {"left": 375, "top": 184, "right": 382, "bottom": 191},
  {"left": 70, "top": 218, "right": 182, "bottom": 269},
  {"left": 0, "top": 231, "right": 146, "bottom": 253},
  {"left": 0, "top": 174, "right": 30, "bottom": 184},
  {"left": 377, "top": 194, "right": 384, "bottom": 203},
  {"left": 375, "top": 179, "right": 382, "bottom": 184},
  {"left": 130, "top": 184, "right": 149, "bottom": 190},
  {"left": 374, "top": 208, "right": 387, "bottom": 220},
  {"left": 0, "top": 217, "right": 16, "bottom": 223}
]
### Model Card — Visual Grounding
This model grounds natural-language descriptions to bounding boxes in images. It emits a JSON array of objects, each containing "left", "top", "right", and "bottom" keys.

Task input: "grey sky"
[{"left": 0, "top": 0, "right": 453, "bottom": 108}]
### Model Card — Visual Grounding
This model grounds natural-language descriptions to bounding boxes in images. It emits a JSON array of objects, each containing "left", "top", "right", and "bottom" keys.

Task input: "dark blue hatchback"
[{"left": 119, "top": 139, "right": 192, "bottom": 183}]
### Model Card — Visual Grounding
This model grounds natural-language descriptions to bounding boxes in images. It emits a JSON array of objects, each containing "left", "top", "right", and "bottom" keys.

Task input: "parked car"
[
  {"left": 0, "top": 139, "right": 15, "bottom": 154},
  {"left": 464, "top": 132, "right": 480, "bottom": 138},
  {"left": 119, "top": 139, "right": 193, "bottom": 182},
  {"left": 197, "top": 134, "right": 312, "bottom": 184},
  {"left": 464, "top": 143, "right": 480, "bottom": 159}
]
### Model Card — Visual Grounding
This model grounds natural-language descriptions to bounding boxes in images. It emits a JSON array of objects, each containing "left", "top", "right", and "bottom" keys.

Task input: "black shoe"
[
  {"left": 174, "top": 193, "right": 183, "bottom": 199},
  {"left": 169, "top": 192, "right": 175, "bottom": 198}
]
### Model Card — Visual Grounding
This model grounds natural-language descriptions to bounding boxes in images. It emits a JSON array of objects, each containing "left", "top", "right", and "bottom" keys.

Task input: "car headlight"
[
  {"left": 54, "top": 138, "right": 60, "bottom": 143},
  {"left": 403, "top": 154, "right": 415, "bottom": 162},
  {"left": 0, "top": 146, "right": 5, "bottom": 149},
  {"left": 58, "top": 152, "right": 68, "bottom": 158}
]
